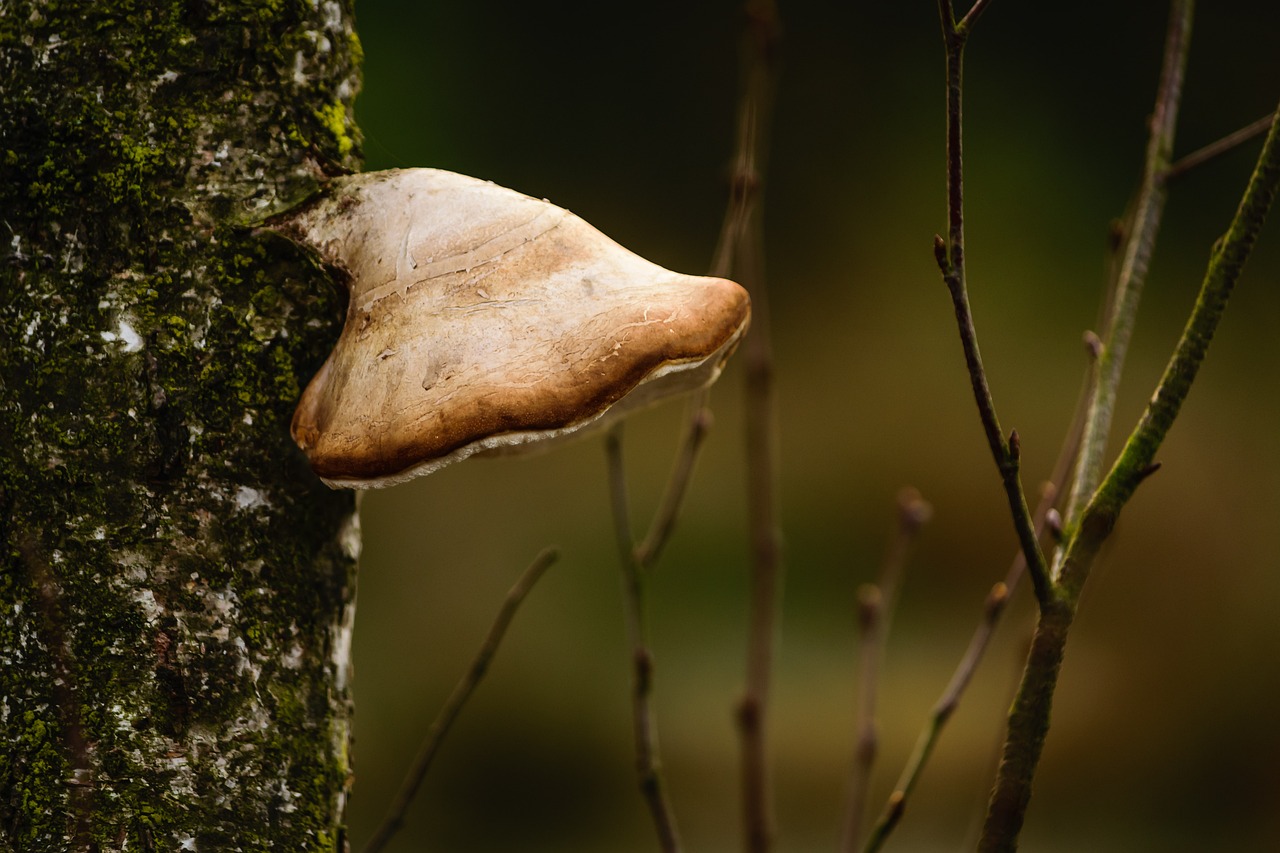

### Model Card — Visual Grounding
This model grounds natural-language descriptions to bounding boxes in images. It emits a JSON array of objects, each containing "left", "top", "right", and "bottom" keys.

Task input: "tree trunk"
[{"left": 1, "top": 2, "right": 363, "bottom": 850}]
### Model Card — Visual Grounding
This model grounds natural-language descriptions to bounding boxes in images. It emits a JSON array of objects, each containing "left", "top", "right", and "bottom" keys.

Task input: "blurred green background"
[{"left": 343, "top": 2, "right": 1280, "bottom": 850}]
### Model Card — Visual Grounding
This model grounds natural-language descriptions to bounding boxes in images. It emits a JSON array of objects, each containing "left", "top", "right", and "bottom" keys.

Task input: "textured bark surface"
[{"left": 1, "top": 1, "right": 362, "bottom": 850}]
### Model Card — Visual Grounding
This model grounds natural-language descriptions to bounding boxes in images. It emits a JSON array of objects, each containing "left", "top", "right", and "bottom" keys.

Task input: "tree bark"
[{"left": 1, "top": 2, "right": 363, "bottom": 850}]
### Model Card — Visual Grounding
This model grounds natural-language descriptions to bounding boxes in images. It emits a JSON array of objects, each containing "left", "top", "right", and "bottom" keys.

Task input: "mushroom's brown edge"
[{"left": 298, "top": 279, "right": 751, "bottom": 483}]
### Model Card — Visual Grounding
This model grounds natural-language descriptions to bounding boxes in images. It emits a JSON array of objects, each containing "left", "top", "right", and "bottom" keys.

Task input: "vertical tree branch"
[
  {"left": 597, "top": 4, "right": 783, "bottom": 847},
  {"left": 861, "top": 490, "right": 1047, "bottom": 853},
  {"left": 723, "top": 3, "right": 783, "bottom": 851},
  {"left": 933, "top": 0, "right": 1054, "bottom": 608},
  {"left": 605, "top": 428, "right": 683, "bottom": 853},
  {"left": 981, "top": 5, "right": 1197, "bottom": 847},
  {"left": 840, "top": 491, "right": 932, "bottom": 853},
  {"left": 863, "top": 354, "right": 1095, "bottom": 851},
  {"left": 975, "top": 594, "right": 1075, "bottom": 853},
  {"left": 981, "top": 15, "right": 1280, "bottom": 853},
  {"left": 633, "top": 404, "right": 714, "bottom": 568},
  {"left": 1061, "top": 0, "right": 1193, "bottom": 530},
  {"left": 1064, "top": 102, "right": 1280, "bottom": 596}
]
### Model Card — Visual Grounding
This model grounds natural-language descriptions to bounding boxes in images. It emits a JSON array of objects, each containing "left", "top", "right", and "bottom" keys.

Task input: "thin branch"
[
  {"left": 956, "top": 0, "right": 995, "bottom": 34},
  {"left": 605, "top": 426, "right": 683, "bottom": 853},
  {"left": 727, "top": 3, "right": 783, "bottom": 851},
  {"left": 597, "top": 4, "right": 782, "bottom": 849},
  {"left": 362, "top": 547, "right": 560, "bottom": 853},
  {"left": 939, "top": 0, "right": 956, "bottom": 29},
  {"left": 862, "top": 340, "right": 1098, "bottom": 850},
  {"left": 862, "top": 492, "right": 1039, "bottom": 853},
  {"left": 933, "top": 0, "right": 1053, "bottom": 607},
  {"left": 620, "top": 0, "right": 785, "bottom": 583},
  {"left": 736, "top": 182, "right": 780, "bottom": 853},
  {"left": 1165, "top": 112, "right": 1276, "bottom": 182},
  {"left": 981, "top": 17, "right": 1280, "bottom": 853},
  {"left": 1067, "top": 103, "right": 1280, "bottom": 594},
  {"left": 840, "top": 490, "right": 932, "bottom": 853},
  {"left": 633, "top": 401, "right": 714, "bottom": 568},
  {"left": 597, "top": 5, "right": 784, "bottom": 847},
  {"left": 849, "top": 6, "right": 1090, "bottom": 840},
  {"left": 1061, "top": 0, "right": 1193, "bottom": 532}
]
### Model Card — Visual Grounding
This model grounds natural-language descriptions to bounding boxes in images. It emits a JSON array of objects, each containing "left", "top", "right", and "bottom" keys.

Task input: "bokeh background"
[{"left": 342, "top": 2, "right": 1280, "bottom": 850}]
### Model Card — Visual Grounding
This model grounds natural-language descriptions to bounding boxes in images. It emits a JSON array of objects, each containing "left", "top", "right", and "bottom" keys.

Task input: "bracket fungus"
[{"left": 274, "top": 168, "right": 750, "bottom": 488}]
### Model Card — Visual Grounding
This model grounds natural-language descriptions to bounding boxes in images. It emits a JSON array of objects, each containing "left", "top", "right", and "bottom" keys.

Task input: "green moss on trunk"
[{"left": 1, "top": 2, "right": 363, "bottom": 849}]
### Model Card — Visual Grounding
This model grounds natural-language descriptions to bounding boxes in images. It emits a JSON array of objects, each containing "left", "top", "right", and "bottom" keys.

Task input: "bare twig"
[
  {"left": 1061, "top": 0, "right": 1193, "bottom": 531},
  {"left": 1165, "top": 112, "right": 1276, "bottom": 182},
  {"left": 596, "top": 4, "right": 783, "bottom": 849},
  {"left": 956, "top": 0, "right": 994, "bottom": 33},
  {"left": 980, "top": 7, "right": 1280, "bottom": 850},
  {"left": 861, "top": 344, "right": 1098, "bottom": 850},
  {"left": 933, "top": 1, "right": 1054, "bottom": 608},
  {"left": 633, "top": 402, "right": 714, "bottom": 568},
  {"left": 363, "top": 547, "right": 560, "bottom": 853},
  {"left": 598, "top": 5, "right": 784, "bottom": 846},
  {"left": 1066, "top": 106, "right": 1280, "bottom": 593},
  {"left": 861, "top": 493, "right": 1037, "bottom": 853},
  {"left": 736, "top": 173, "right": 780, "bottom": 853},
  {"left": 725, "top": 3, "right": 783, "bottom": 851},
  {"left": 616, "top": 0, "right": 785, "bottom": 587},
  {"left": 840, "top": 490, "right": 932, "bottom": 853},
  {"left": 605, "top": 426, "right": 683, "bottom": 853}
]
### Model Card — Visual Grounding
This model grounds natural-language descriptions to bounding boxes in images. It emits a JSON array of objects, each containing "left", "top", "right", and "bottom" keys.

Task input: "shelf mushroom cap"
[{"left": 277, "top": 168, "right": 751, "bottom": 489}]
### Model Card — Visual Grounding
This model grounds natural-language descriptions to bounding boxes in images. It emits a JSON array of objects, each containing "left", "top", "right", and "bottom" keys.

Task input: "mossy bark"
[{"left": 1, "top": 2, "right": 363, "bottom": 850}]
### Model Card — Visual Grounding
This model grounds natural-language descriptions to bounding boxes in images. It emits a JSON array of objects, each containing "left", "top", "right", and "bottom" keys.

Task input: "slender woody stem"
[
  {"left": 841, "top": 491, "right": 931, "bottom": 853},
  {"left": 737, "top": 180, "right": 779, "bottom": 853},
  {"left": 956, "top": 0, "right": 993, "bottom": 33},
  {"left": 864, "top": 353, "right": 1095, "bottom": 851},
  {"left": 981, "top": 5, "right": 1196, "bottom": 847},
  {"left": 981, "top": 24, "right": 1280, "bottom": 853},
  {"left": 976, "top": 594, "right": 1074, "bottom": 853},
  {"left": 605, "top": 427, "right": 683, "bottom": 853},
  {"left": 599, "top": 3, "right": 782, "bottom": 847},
  {"left": 864, "top": 482, "right": 1064, "bottom": 853},
  {"left": 634, "top": 398, "right": 713, "bottom": 568},
  {"left": 934, "top": 0, "right": 1053, "bottom": 607},
  {"left": 725, "top": 3, "right": 783, "bottom": 851},
  {"left": 1165, "top": 112, "right": 1276, "bottom": 182},
  {"left": 1065, "top": 103, "right": 1280, "bottom": 597},
  {"left": 362, "top": 548, "right": 560, "bottom": 853},
  {"left": 1062, "top": 0, "right": 1193, "bottom": 530}
]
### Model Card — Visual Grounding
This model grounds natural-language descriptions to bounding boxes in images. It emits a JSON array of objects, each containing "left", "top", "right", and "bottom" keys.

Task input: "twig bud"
[
  {"left": 896, "top": 486, "right": 934, "bottom": 534},
  {"left": 1106, "top": 218, "right": 1126, "bottom": 253},
  {"left": 1007, "top": 429, "right": 1021, "bottom": 462},
  {"left": 933, "top": 233, "right": 948, "bottom": 271},
  {"left": 692, "top": 406, "right": 715, "bottom": 435},
  {"left": 857, "top": 584, "right": 882, "bottom": 632},
  {"left": 1083, "top": 330, "right": 1104, "bottom": 360},
  {"left": 985, "top": 581, "right": 1009, "bottom": 619},
  {"left": 886, "top": 789, "right": 906, "bottom": 822},
  {"left": 1045, "top": 508, "right": 1063, "bottom": 542}
]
